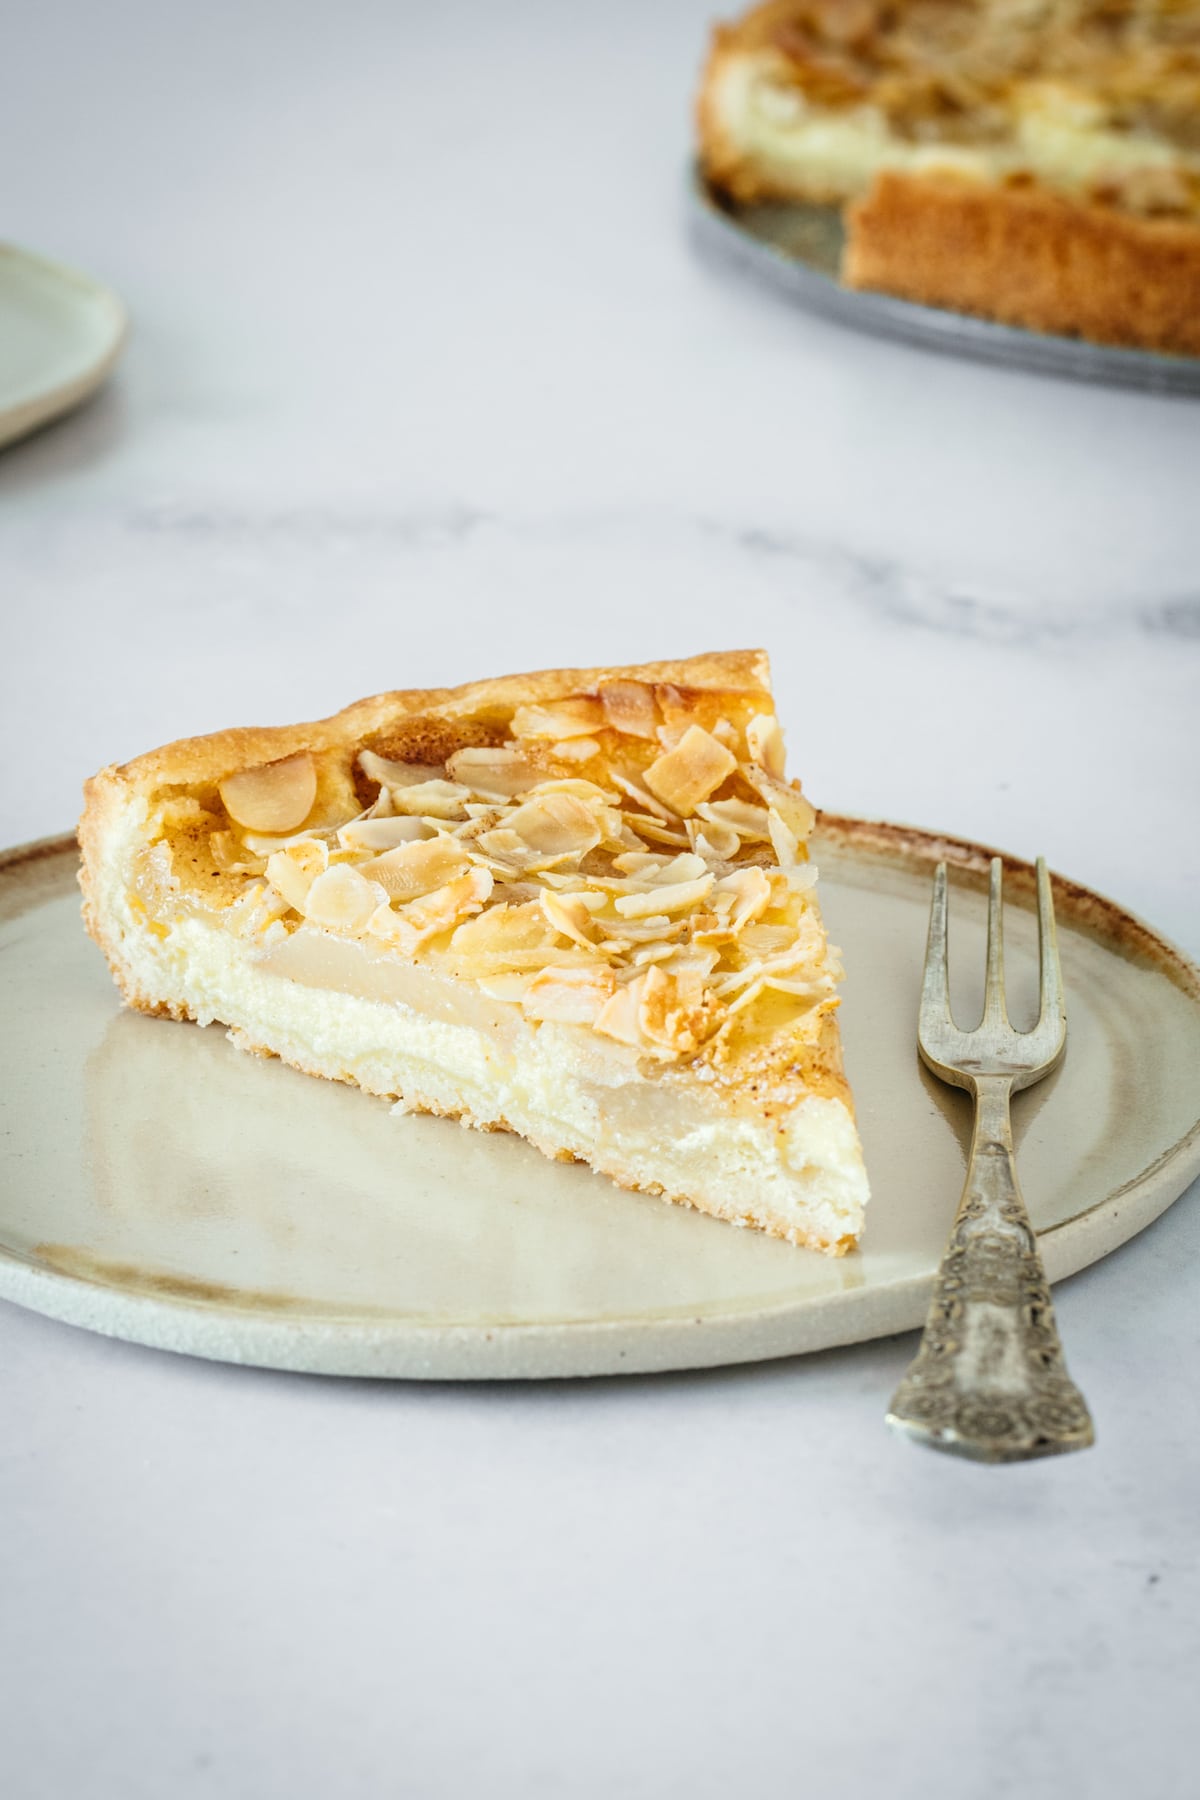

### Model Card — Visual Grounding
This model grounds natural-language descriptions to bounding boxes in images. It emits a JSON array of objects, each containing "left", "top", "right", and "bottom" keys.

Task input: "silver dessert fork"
[{"left": 887, "top": 856, "right": 1094, "bottom": 1463}]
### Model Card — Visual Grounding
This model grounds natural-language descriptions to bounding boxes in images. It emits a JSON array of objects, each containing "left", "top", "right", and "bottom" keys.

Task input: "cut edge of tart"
[{"left": 79, "top": 650, "right": 870, "bottom": 1255}]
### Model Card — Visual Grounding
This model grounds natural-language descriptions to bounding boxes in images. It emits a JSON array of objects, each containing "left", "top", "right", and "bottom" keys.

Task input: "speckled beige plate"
[
  {"left": 0, "top": 244, "right": 127, "bottom": 451},
  {"left": 1, "top": 825, "right": 1197, "bottom": 1378}
]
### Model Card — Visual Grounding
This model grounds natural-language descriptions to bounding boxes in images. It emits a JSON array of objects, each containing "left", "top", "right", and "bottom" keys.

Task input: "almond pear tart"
[{"left": 79, "top": 652, "right": 869, "bottom": 1253}]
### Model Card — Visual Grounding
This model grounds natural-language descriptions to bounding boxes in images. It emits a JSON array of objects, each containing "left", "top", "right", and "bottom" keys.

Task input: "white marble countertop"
[{"left": 2, "top": 4, "right": 1197, "bottom": 1796}]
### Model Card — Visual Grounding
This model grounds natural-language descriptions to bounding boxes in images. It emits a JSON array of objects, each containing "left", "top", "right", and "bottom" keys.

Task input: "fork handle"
[{"left": 887, "top": 1077, "right": 1094, "bottom": 1462}]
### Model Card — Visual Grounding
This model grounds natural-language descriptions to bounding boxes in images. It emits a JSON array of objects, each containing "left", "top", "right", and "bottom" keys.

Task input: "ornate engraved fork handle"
[{"left": 888, "top": 1077, "right": 1094, "bottom": 1463}]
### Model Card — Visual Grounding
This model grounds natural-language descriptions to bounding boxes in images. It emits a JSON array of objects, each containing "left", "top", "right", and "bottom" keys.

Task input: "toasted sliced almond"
[
  {"left": 593, "top": 975, "right": 648, "bottom": 1048},
  {"left": 505, "top": 792, "right": 602, "bottom": 858},
  {"left": 448, "top": 901, "right": 562, "bottom": 975},
  {"left": 510, "top": 697, "right": 605, "bottom": 740},
  {"left": 686, "top": 817, "right": 740, "bottom": 861},
  {"left": 530, "top": 778, "right": 611, "bottom": 803},
  {"left": 636, "top": 964, "right": 716, "bottom": 1054},
  {"left": 768, "top": 807, "right": 800, "bottom": 868},
  {"left": 265, "top": 839, "right": 328, "bottom": 914},
  {"left": 612, "top": 851, "right": 706, "bottom": 888},
  {"left": 219, "top": 752, "right": 317, "bottom": 834},
  {"left": 739, "top": 923, "right": 798, "bottom": 957},
  {"left": 614, "top": 874, "right": 713, "bottom": 918},
  {"left": 608, "top": 771, "right": 678, "bottom": 823},
  {"left": 303, "top": 862, "right": 385, "bottom": 933},
  {"left": 446, "top": 745, "right": 545, "bottom": 801},
  {"left": 521, "top": 965, "right": 616, "bottom": 1026},
  {"left": 623, "top": 813, "right": 691, "bottom": 850},
  {"left": 696, "top": 798, "right": 771, "bottom": 840},
  {"left": 746, "top": 713, "right": 786, "bottom": 778},
  {"left": 337, "top": 815, "right": 429, "bottom": 853},
  {"left": 358, "top": 750, "right": 446, "bottom": 790},
  {"left": 741, "top": 767, "right": 817, "bottom": 843},
  {"left": 386, "top": 779, "right": 471, "bottom": 819},
  {"left": 644, "top": 726, "right": 737, "bottom": 818},
  {"left": 539, "top": 889, "right": 602, "bottom": 950},
  {"left": 360, "top": 836, "right": 471, "bottom": 899},
  {"left": 552, "top": 736, "right": 600, "bottom": 762},
  {"left": 375, "top": 866, "right": 494, "bottom": 954},
  {"left": 599, "top": 681, "right": 658, "bottom": 739},
  {"left": 715, "top": 866, "right": 773, "bottom": 930},
  {"left": 594, "top": 914, "right": 679, "bottom": 943}
]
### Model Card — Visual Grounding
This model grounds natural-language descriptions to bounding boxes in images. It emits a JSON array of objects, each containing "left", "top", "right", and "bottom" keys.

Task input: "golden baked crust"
[{"left": 845, "top": 167, "right": 1200, "bottom": 351}]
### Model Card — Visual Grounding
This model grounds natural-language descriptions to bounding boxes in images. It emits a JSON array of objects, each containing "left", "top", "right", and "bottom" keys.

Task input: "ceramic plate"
[
  {"left": 0, "top": 243, "right": 128, "bottom": 451},
  {"left": 691, "top": 172, "right": 1200, "bottom": 396},
  {"left": 1, "top": 824, "right": 1198, "bottom": 1379}
]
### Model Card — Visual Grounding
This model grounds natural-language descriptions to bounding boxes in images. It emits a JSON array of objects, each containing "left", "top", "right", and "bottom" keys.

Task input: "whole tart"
[{"left": 698, "top": 0, "right": 1200, "bottom": 354}]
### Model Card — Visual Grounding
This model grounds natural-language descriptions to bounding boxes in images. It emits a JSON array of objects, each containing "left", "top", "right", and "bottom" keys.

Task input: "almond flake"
[
  {"left": 636, "top": 964, "right": 717, "bottom": 1053},
  {"left": 623, "top": 813, "right": 691, "bottom": 850},
  {"left": 613, "top": 851, "right": 706, "bottom": 887},
  {"left": 510, "top": 698, "right": 605, "bottom": 740},
  {"left": 448, "top": 901, "right": 562, "bottom": 975},
  {"left": 337, "top": 816, "right": 430, "bottom": 853},
  {"left": 303, "top": 862, "right": 386, "bottom": 933},
  {"left": 598, "top": 681, "right": 659, "bottom": 739},
  {"left": 358, "top": 750, "right": 446, "bottom": 790},
  {"left": 768, "top": 808, "right": 800, "bottom": 868},
  {"left": 384, "top": 779, "right": 470, "bottom": 819},
  {"left": 644, "top": 726, "right": 736, "bottom": 817},
  {"left": 360, "top": 837, "right": 471, "bottom": 900},
  {"left": 219, "top": 752, "right": 317, "bottom": 835},
  {"left": 746, "top": 713, "right": 786, "bottom": 778},
  {"left": 714, "top": 866, "right": 772, "bottom": 930},
  {"left": 539, "top": 889, "right": 602, "bottom": 950},
  {"left": 686, "top": 817, "right": 740, "bottom": 860},
  {"left": 446, "top": 746, "right": 543, "bottom": 801},
  {"left": 741, "top": 767, "right": 817, "bottom": 844},
  {"left": 265, "top": 838, "right": 328, "bottom": 914},
  {"left": 608, "top": 771, "right": 678, "bottom": 824},
  {"left": 377, "top": 867, "right": 493, "bottom": 954},
  {"left": 593, "top": 975, "right": 648, "bottom": 1049},
  {"left": 521, "top": 966, "right": 616, "bottom": 1026},
  {"left": 614, "top": 874, "right": 713, "bottom": 918},
  {"left": 553, "top": 737, "right": 601, "bottom": 762},
  {"left": 696, "top": 798, "right": 771, "bottom": 839},
  {"left": 504, "top": 792, "right": 602, "bottom": 858}
]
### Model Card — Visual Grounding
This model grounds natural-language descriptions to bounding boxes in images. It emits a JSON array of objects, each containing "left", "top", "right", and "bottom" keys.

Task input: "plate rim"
[
  {"left": 0, "top": 241, "right": 129, "bottom": 451},
  {"left": 1, "top": 824, "right": 1197, "bottom": 1380},
  {"left": 689, "top": 167, "right": 1200, "bottom": 397}
]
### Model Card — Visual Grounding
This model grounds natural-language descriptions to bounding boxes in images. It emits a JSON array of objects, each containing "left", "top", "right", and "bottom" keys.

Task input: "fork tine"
[
  {"left": 920, "top": 862, "right": 953, "bottom": 1027},
  {"left": 1034, "top": 856, "right": 1066, "bottom": 1047},
  {"left": 983, "top": 857, "right": 1008, "bottom": 1027}
]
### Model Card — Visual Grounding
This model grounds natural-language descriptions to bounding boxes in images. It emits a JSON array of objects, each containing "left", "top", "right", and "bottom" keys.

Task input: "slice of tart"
[
  {"left": 79, "top": 652, "right": 869, "bottom": 1254},
  {"left": 698, "top": 1, "right": 1200, "bottom": 355}
]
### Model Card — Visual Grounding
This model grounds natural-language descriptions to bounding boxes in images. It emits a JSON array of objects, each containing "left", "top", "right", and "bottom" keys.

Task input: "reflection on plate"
[
  {"left": 690, "top": 169, "right": 1200, "bottom": 396},
  {"left": 0, "top": 825, "right": 1197, "bottom": 1378},
  {"left": 0, "top": 243, "right": 128, "bottom": 451}
]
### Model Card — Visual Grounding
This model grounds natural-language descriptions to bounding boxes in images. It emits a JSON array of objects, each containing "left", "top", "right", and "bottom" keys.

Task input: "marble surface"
[{"left": 1, "top": 3, "right": 1197, "bottom": 1795}]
